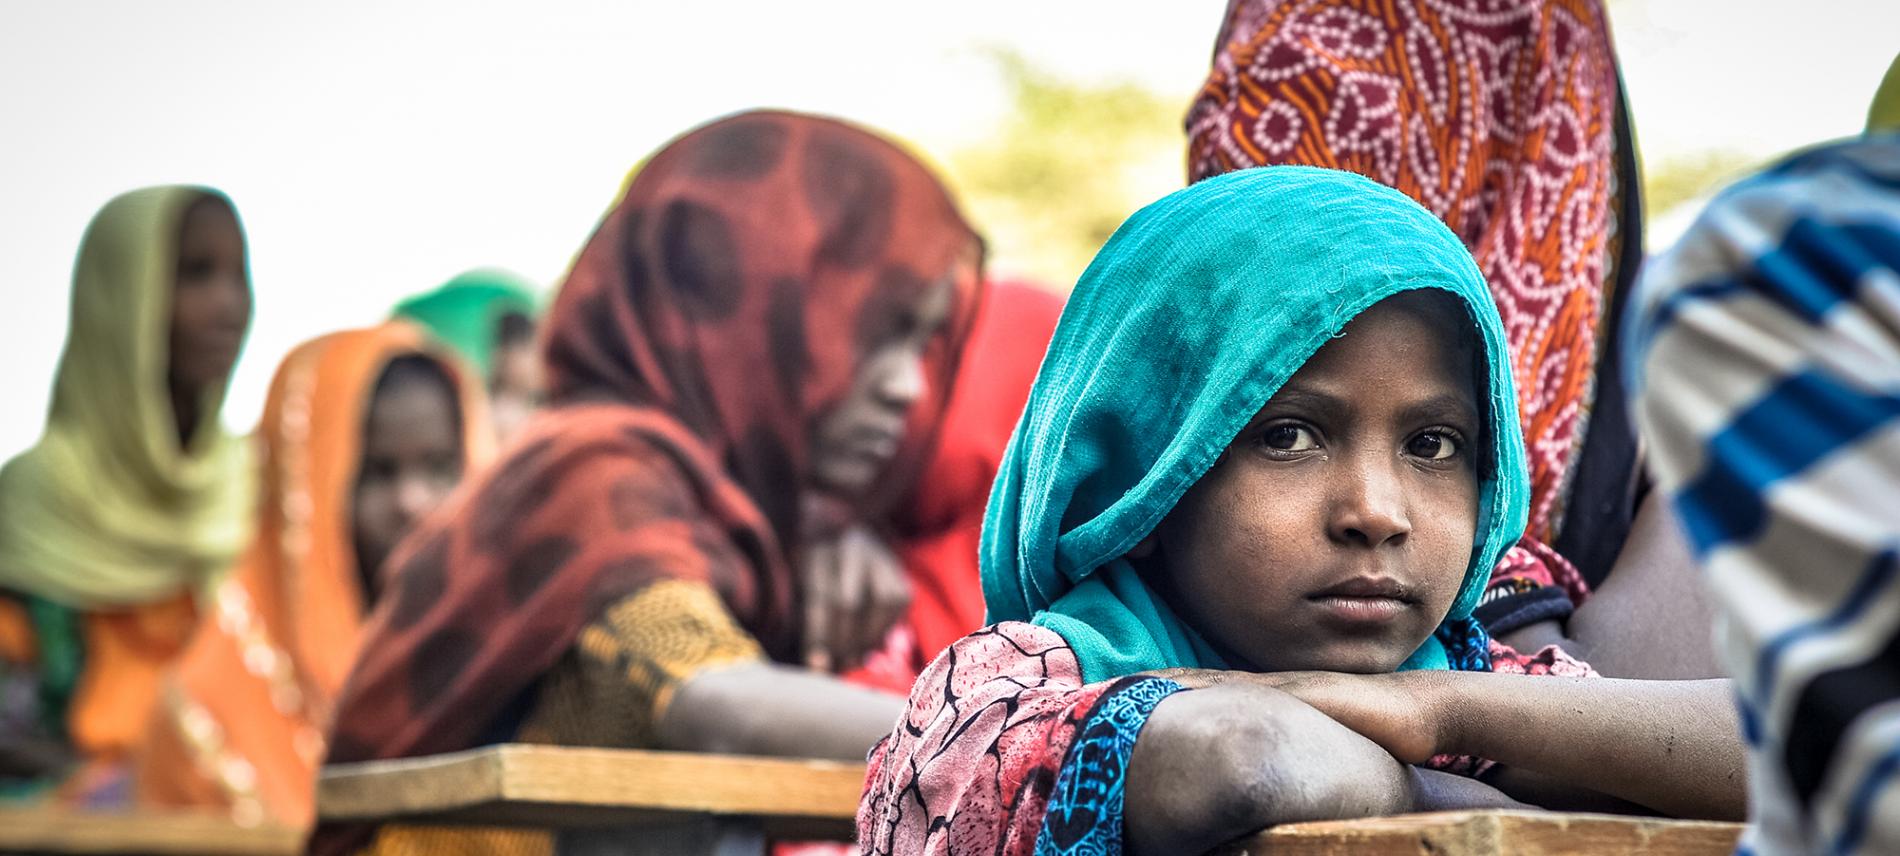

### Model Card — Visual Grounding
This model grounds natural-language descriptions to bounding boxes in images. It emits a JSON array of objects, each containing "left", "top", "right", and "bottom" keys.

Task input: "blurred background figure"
[
  {"left": 1625, "top": 72, "right": 1900, "bottom": 853},
  {"left": 393, "top": 270, "right": 543, "bottom": 446},
  {"left": 1183, "top": 0, "right": 1721, "bottom": 680},
  {"left": 0, "top": 187, "right": 255, "bottom": 803},
  {"left": 310, "top": 110, "right": 985, "bottom": 856},
  {"left": 131, "top": 324, "right": 489, "bottom": 829},
  {"left": 852, "top": 278, "right": 1065, "bottom": 688}
]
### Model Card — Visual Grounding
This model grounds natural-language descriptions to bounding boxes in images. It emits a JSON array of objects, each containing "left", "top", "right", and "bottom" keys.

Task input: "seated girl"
[
  {"left": 310, "top": 110, "right": 985, "bottom": 855},
  {"left": 393, "top": 269, "right": 543, "bottom": 445},
  {"left": 134, "top": 324, "right": 490, "bottom": 826},
  {"left": 0, "top": 186, "right": 254, "bottom": 801},
  {"left": 858, "top": 167, "right": 1747, "bottom": 856}
]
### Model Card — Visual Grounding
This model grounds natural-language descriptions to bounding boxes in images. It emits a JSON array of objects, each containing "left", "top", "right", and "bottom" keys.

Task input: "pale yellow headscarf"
[
  {"left": 0, "top": 186, "right": 255, "bottom": 608},
  {"left": 1872, "top": 53, "right": 1900, "bottom": 133}
]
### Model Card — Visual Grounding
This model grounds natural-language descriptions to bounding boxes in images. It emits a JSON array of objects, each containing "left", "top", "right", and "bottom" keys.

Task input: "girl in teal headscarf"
[{"left": 857, "top": 167, "right": 1745, "bottom": 855}]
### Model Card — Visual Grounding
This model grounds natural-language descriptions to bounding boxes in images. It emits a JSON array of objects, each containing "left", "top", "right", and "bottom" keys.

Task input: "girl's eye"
[
  {"left": 1260, "top": 424, "right": 1320, "bottom": 452},
  {"left": 177, "top": 258, "right": 214, "bottom": 281},
  {"left": 1407, "top": 431, "right": 1460, "bottom": 461}
]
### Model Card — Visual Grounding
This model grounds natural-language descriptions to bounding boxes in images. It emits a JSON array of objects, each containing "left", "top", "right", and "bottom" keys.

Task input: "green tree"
[{"left": 946, "top": 50, "right": 1187, "bottom": 290}]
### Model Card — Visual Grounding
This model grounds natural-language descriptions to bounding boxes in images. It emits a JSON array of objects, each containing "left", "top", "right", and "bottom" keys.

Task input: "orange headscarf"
[{"left": 133, "top": 324, "right": 490, "bottom": 827}]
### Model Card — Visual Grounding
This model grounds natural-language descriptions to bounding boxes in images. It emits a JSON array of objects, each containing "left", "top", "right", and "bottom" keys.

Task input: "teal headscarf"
[
  {"left": 980, "top": 167, "right": 1528, "bottom": 683},
  {"left": 392, "top": 269, "right": 539, "bottom": 379}
]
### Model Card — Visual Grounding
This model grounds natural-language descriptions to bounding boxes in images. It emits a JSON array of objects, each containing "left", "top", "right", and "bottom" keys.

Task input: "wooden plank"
[
  {"left": 1221, "top": 810, "right": 1744, "bottom": 856},
  {"left": 317, "top": 744, "right": 865, "bottom": 840},
  {"left": 0, "top": 807, "right": 301, "bottom": 856}
]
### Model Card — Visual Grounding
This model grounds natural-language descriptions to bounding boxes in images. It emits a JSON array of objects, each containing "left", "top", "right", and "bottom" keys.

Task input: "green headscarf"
[
  {"left": 980, "top": 167, "right": 1528, "bottom": 683},
  {"left": 392, "top": 269, "right": 538, "bottom": 379},
  {"left": 0, "top": 186, "right": 255, "bottom": 608}
]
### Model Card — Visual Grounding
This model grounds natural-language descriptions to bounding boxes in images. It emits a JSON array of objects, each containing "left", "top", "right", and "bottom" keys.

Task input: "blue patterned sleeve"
[{"left": 1033, "top": 676, "right": 1184, "bottom": 856}]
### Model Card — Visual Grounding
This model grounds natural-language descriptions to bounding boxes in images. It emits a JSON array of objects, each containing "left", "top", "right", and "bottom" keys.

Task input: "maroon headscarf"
[{"left": 312, "top": 111, "right": 982, "bottom": 854}]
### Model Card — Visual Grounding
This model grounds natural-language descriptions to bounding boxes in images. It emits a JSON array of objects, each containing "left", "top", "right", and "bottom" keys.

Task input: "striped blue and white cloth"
[{"left": 1626, "top": 134, "right": 1900, "bottom": 856}]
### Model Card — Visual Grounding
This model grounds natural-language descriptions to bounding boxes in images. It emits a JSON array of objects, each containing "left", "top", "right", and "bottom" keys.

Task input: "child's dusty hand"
[
  {"left": 1251, "top": 671, "right": 1448, "bottom": 763},
  {"left": 1142, "top": 667, "right": 1232, "bottom": 688},
  {"left": 1144, "top": 668, "right": 1451, "bottom": 763}
]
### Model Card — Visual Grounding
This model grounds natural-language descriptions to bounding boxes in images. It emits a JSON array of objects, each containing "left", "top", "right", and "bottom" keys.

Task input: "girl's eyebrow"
[
  {"left": 1260, "top": 384, "right": 1477, "bottom": 427},
  {"left": 1398, "top": 393, "right": 1481, "bottom": 427},
  {"left": 1257, "top": 384, "right": 1347, "bottom": 417}
]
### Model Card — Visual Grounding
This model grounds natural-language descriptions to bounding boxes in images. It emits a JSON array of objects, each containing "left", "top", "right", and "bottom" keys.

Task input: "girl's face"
[
  {"left": 1145, "top": 291, "right": 1482, "bottom": 674},
  {"left": 807, "top": 274, "right": 957, "bottom": 499},
  {"left": 168, "top": 197, "right": 251, "bottom": 395},
  {"left": 353, "top": 359, "right": 465, "bottom": 605}
]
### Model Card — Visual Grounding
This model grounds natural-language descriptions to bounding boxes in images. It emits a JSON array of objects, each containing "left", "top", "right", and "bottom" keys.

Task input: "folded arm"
[
  {"left": 1232, "top": 669, "right": 1747, "bottom": 820},
  {"left": 1125, "top": 683, "right": 1524, "bottom": 855}
]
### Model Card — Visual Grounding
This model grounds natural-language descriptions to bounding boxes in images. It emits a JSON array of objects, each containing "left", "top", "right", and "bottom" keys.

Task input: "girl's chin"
[{"left": 1238, "top": 636, "right": 1426, "bottom": 674}]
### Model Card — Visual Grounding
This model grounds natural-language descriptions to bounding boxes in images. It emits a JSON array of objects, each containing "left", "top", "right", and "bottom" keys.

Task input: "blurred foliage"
[
  {"left": 943, "top": 45, "right": 1766, "bottom": 282},
  {"left": 945, "top": 50, "right": 1188, "bottom": 291},
  {"left": 1642, "top": 149, "right": 1761, "bottom": 220}
]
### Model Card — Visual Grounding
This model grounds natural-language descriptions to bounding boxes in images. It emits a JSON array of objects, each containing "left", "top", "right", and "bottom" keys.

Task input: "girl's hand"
[
  {"left": 799, "top": 496, "right": 911, "bottom": 673},
  {"left": 1253, "top": 671, "right": 1447, "bottom": 763},
  {"left": 1146, "top": 668, "right": 1450, "bottom": 763}
]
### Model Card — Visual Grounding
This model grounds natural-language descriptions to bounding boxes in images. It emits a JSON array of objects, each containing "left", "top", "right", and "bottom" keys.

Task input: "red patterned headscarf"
[
  {"left": 1186, "top": 0, "right": 1625, "bottom": 599},
  {"left": 315, "top": 110, "right": 982, "bottom": 811}
]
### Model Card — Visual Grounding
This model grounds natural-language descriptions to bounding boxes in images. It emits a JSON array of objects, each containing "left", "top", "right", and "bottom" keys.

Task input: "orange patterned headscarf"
[
  {"left": 1187, "top": 0, "right": 1622, "bottom": 555},
  {"left": 134, "top": 324, "right": 490, "bottom": 827}
]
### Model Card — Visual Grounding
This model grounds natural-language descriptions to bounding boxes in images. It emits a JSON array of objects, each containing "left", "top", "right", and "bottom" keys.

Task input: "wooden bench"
[
  {"left": 0, "top": 807, "right": 301, "bottom": 856},
  {"left": 319, "top": 745, "right": 1746, "bottom": 855},
  {"left": 1229, "top": 810, "right": 1744, "bottom": 855}
]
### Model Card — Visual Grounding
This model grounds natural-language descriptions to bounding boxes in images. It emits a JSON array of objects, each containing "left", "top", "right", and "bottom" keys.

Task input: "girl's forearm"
[
  {"left": 657, "top": 661, "right": 904, "bottom": 760},
  {"left": 1433, "top": 674, "right": 1746, "bottom": 819},
  {"left": 1126, "top": 685, "right": 1515, "bottom": 855}
]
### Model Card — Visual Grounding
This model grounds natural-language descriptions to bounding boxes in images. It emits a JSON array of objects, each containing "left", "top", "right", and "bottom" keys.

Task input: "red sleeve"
[{"left": 857, "top": 622, "right": 1113, "bottom": 856}]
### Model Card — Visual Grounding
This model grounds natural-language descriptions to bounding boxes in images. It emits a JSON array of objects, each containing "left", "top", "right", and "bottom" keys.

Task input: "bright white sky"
[{"left": 1, "top": 0, "right": 1895, "bottom": 458}]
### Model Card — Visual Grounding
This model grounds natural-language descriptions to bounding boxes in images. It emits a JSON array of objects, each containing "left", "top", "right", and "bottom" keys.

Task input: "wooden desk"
[
  {"left": 317, "top": 744, "right": 865, "bottom": 843},
  {"left": 321, "top": 748, "right": 1747, "bottom": 855},
  {"left": 0, "top": 807, "right": 300, "bottom": 856},
  {"left": 1226, "top": 810, "right": 1745, "bottom": 855}
]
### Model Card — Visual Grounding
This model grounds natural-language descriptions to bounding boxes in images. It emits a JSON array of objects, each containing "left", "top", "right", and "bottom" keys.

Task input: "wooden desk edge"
[
  {"left": 0, "top": 807, "right": 301, "bottom": 856},
  {"left": 1222, "top": 810, "right": 1745, "bottom": 855},
  {"left": 318, "top": 744, "right": 865, "bottom": 825}
]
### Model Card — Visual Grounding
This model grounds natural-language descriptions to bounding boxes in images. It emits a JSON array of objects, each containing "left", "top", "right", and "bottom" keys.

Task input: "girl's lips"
[
  {"left": 1309, "top": 594, "right": 1412, "bottom": 625},
  {"left": 1307, "top": 576, "right": 1417, "bottom": 625},
  {"left": 1310, "top": 575, "right": 1417, "bottom": 601}
]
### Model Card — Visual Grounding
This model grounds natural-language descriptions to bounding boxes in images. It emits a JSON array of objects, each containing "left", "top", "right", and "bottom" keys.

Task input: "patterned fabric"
[
  {"left": 1034, "top": 677, "right": 1179, "bottom": 856},
  {"left": 313, "top": 111, "right": 982, "bottom": 855},
  {"left": 1625, "top": 135, "right": 1900, "bottom": 856},
  {"left": 981, "top": 166, "right": 1522, "bottom": 682},
  {"left": 358, "top": 825, "right": 550, "bottom": 856},
  {"left": 133, "top": 325, "right": 490, "bottom": 826},
  {"left": 515, "top": 579, "right": 764, "bottom": 749},
  {"left": 857, "top": 623, "right": 1127, "bottom": 856},
  {"left": 1186, "top": 0, "right": 1626, "bottom": 614},
  {"left": 859, "top": 622, "right": 1595, "bottom": 855}
]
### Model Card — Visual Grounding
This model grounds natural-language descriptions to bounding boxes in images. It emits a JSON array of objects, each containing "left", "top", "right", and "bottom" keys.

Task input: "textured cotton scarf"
[
  {"left": 981, "top": 166, "right": 1529, "bottom": 682},
  {"left": 0, "top": 186, "right": 253, "bottom": 608},
  {"left": 392, "top": 269, "right": 539, "bottom": 379}
]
